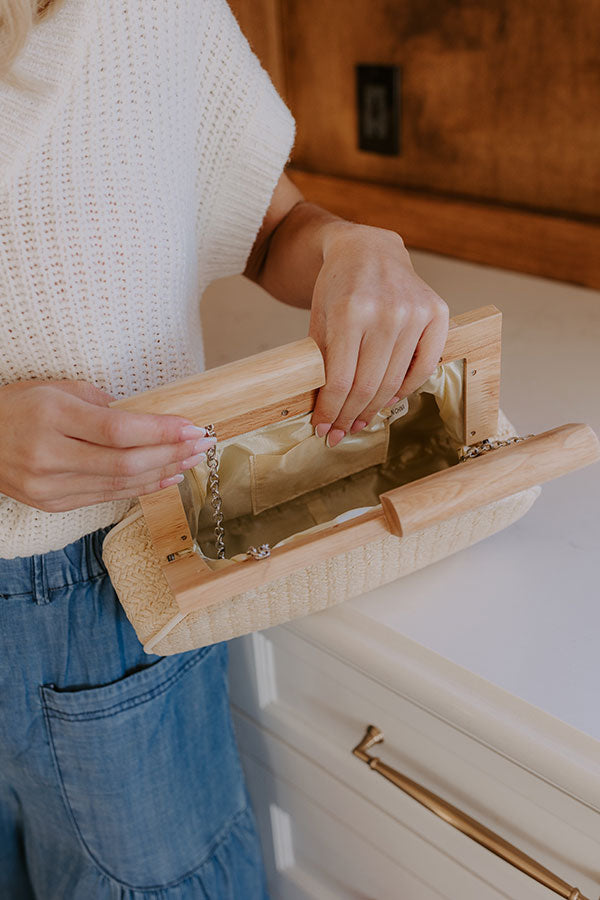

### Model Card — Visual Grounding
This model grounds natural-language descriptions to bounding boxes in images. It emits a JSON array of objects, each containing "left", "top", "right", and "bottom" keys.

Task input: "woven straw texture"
[{"left": 102, "top": 411, "right": 541, "bottom": 655}]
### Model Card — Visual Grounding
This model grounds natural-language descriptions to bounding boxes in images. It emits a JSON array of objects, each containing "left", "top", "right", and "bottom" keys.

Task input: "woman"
[{"left": 0, "top": 0, "right": 448, "bottom": 897}]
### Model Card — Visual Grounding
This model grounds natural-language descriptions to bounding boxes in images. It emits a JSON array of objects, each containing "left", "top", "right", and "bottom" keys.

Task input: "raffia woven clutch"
[{"left": 102, "top": 306, "right": 599, "bottom": 655}]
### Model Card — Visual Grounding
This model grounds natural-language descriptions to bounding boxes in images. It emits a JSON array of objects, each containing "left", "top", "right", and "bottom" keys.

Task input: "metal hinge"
[
  {"left": 166, "top": 546, "right": 196, "bottom": 563},
  {"left": 458, "top": 434, "right": 535, "bottom": 462}
]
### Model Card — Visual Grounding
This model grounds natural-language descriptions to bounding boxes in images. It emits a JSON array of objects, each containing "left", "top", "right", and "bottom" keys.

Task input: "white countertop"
[
  {"left": 203, "top": 252, "right": 600, "bottom": 749},
  {"left": 346, "top": 252, "right": 600, "bottom": 743}
]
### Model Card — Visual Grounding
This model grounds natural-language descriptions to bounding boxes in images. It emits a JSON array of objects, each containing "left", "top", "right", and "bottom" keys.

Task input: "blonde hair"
[{"left": 0, "top": 0, "right": 65, "bottom": 84}]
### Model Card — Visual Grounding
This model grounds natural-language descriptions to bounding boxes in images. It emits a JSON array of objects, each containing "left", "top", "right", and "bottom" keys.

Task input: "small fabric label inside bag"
[{"left": 385, "top": 397, "right": 409, "bottom": 425}]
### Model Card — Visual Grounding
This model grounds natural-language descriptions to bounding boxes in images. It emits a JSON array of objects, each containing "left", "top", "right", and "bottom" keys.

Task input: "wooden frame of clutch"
[{"left": 112, "top": 305, "right": 599, "bottom": 615}]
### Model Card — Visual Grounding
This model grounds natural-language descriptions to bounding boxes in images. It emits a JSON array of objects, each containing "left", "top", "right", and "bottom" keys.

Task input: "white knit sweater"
[{"left": 0, "top": 0, "right": 295, "bottom": 558}]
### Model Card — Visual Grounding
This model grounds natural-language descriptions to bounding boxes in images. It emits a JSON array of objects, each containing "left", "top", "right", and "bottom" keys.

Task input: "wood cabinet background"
[{"left": 230, "top": 0, "right": 600, "bottom": 288}]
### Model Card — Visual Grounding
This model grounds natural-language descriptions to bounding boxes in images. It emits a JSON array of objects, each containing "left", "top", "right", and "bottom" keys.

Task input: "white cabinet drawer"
[
  {"left": 235, "top": 715, "right": 564, "bottom": 900},
  {"left": 234, "top": 709, "right": 566, "bottom": 900},
  {"left": 228, "top": 619, "right": 600, "bottom": 899},
  {"left": 236, "top": 715, "right": 442, "bottom": 900}
]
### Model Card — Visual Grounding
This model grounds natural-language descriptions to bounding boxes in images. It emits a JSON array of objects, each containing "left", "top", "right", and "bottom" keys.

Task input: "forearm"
[
  {"left": 248, "top": 199, "right": 343, "bottom": 308},
  {"left": 249, "top": 195, "right": 414, "bottom": 310}
]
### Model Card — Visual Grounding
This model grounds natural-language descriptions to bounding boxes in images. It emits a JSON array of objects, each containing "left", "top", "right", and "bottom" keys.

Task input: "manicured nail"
[
  {"left": 160, "top": 474, "right": 184, "bottom": 488},
  {"left": 350, "top": 419, "right": 367, "bottom": 433},
  {"left": 179, "top": 425, "right": 208, "bottom": 440},
  {"left": 326, "top": 428, "right": 345, "bottom": 448},
  {"left": 180, "top": 452, "right": 206, "bottom": 470},
  {"left": 193, "top": 436, "right": 216, "bottom": 453},
  {"left": 315, "top": 423, "right": 332, "bottom": 437}
]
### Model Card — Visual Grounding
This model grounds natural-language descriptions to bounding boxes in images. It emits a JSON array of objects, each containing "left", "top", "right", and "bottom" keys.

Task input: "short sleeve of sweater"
[
  {"left": 194, "top": 1, "right": 296, "bottom": 282},
  {"left": 0, "top": 0, "right": 296, "bottom": 558}
]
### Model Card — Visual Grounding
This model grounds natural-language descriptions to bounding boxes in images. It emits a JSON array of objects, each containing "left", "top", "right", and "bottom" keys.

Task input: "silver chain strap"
[
  {"left": 458, "top": 434, "right": 534, "bottom": 462},
  {"left": 203, "top": 425, "right": 271, "bottom": 561},
  {"left": 204, "top": 424, "right": 226, "bottom": 560},
  {"left": 246, "top": 544, "right": 272, "bottom": 560}
]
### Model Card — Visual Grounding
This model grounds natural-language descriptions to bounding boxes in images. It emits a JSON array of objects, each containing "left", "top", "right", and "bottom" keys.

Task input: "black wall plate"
[{"left": 356, "top": 64, "right": 401, "bottom": 156}]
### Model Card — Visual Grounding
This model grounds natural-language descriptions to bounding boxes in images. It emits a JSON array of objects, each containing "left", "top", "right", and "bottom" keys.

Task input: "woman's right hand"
[{"left": 0, "top": 379, "right": 216, "bottom": 512}]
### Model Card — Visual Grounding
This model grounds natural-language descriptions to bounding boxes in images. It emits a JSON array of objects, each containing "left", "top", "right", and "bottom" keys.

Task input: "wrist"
[{"left": 321, "top": 219, "right": 413, "bottom": 270}]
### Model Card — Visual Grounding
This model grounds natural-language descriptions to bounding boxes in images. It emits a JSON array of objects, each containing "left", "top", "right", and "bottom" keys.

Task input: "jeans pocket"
[{"left": 39, "top": 641, "right": 248, "bottom": 891}]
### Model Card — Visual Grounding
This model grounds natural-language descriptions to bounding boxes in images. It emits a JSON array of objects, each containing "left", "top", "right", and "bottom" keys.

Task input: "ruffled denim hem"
[{"left": 94, "top": 805, "right": 270, "bottom": 899}]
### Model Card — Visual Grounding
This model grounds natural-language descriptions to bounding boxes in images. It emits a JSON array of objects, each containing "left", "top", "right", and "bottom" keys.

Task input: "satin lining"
[{"left": 180, "top": 360, "right": 464, "bottom": 563}]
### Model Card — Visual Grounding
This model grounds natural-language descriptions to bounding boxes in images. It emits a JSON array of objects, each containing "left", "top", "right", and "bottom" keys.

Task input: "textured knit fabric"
[
  {"left": 0, "top": 0, "right": 295, "bottom": 558},
  {"left": 0, "top": 527, "right": 270, "bottom": 898}
]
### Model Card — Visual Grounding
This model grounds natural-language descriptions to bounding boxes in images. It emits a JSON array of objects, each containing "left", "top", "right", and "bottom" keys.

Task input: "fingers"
[
  {"left": 317, "top": 330, "right": 401, "bottom": 445},
  {"left": 351, "top": 314, "right": 448, "bottom": 432},
  {"left": 18, "top": 449, "right": 212, "bottom": 513},
  {"left": 312, "top": 300, "right": 448, "bottom": 448},
  {"left": 1, "top": 379, "right": 219, "bottom": 513},
  {"left": 62, "top": 434, "right": 216, "bottom": 477},
  {"left": 11, "top": 430, "right": 216, "bottom": 512},
  {"left": 340, "top": 325, "right": 428, "bottom": 431},
  {"left": 310, "top": 328, "right": 362, "bottom": 437},
  {"left": 394, "top": 312, "right": 449, "bottom": 401},
  {"left": 55, "top": 448, "right": 209, "bottom": 493},
  {"left": 60, "top": 392, "right": 204, "bottom": 448}
]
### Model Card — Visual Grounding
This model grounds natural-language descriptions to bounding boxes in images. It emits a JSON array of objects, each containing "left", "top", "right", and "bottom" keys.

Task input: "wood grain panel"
[
  {"left": 282, "top": 0, "right": 600, "bottom": 219},
  {"left": 289, "top": 169, "right": 600, "bottom": 289},
  {"left": 228, "top": 0, "right": 286, "bottom": 96},
  {"left": 112, "top": 337, "right": 324, "bottom": 423}
]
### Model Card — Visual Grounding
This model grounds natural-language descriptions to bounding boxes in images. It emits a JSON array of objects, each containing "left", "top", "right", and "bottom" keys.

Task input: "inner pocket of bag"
[
  {"left": 249, "top": 420, "right": 389, "bottom": 516},
  {"left": 193, "top": 391, "right": 459, "bottom": 561}
]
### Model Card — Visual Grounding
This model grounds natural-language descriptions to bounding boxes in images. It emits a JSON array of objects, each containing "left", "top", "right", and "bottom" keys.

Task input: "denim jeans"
[{"left": 0, "top": 526, "right": 270, "bottom": 899}]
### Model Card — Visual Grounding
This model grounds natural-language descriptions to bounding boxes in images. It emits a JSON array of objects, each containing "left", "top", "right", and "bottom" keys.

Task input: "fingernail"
[
  {"left": 326, "top": 428, "right": 345, "bottom": 448},
  {"left": 179, "top": 425, "right": 207, "bottom": 440},
  {"left": 193, "top": 436, "right": 216, "bottom": 453},
  {"left": 350, "top": 420, "right": 367, "bottom": 433},
  {"left": 180, "top": 452, "right": 206, "bottom": 470},
  {"left": 160, "top": 474, "right": 184, "bottom": 488},
  {"left": 315, "top": 423, "right": 332, "bottom": 437},
  {"left": 389, "top": 396, "right": 400, "bottom": 405}
]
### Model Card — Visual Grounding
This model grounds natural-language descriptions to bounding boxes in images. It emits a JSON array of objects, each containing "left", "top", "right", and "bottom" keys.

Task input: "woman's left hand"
[
  {"left": 245, "top": 174, "right": 449, "bottom": 448},
  {"left": 308, "top": 223, "right": 449, "bottom": 447}
]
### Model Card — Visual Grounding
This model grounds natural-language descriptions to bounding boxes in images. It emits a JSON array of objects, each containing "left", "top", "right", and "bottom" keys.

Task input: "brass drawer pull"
[{"left": 352, "top": 725, "right": 594, "bottom": 900}]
